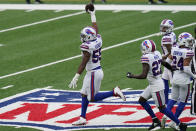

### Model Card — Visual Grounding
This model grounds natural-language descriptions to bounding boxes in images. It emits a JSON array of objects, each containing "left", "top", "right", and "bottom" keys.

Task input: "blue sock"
[
  {"left": 160, "top": 107, "right": 180, "bottom": 125},
  {"left": 81, "top": 96, "right": 89, "bottom": 118},
  {"left": 167, "top": 99, "right": 177, "bottom": 111},
  {"left": 175, "top": 102, "right": 186, "bottom": 118},
  {"left": 94, "top": 91, "right": 113, "bottom": 101},
  {"left": 163, "top": 79, "right": 169, "bottom": 104},
  {"left": 139, "top": 101, "right": 156, "bottom": 119}
]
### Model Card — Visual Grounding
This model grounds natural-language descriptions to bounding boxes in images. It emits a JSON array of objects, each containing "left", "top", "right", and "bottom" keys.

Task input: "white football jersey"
[
  {"left": 161, "top": 32, "right": 177, "bottom": 55},
  {"left": 171, "top": 46, "right": 194, "bottom": 84},
  {"left": 80, "top": 34, "right": 102, "bottom": 71},
  {"left": 141, "top": 51, "right": 164, "bottom": 92}
]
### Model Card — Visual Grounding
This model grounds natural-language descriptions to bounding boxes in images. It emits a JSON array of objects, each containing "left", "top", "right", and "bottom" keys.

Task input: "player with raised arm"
[
  {"left": 161, "top": 32, "right": 195, "bottom": 130},
  {"left": 68, "top": 3, "right": 126, "bottom": 126},
  {"left": 126, "top": 40, "right": 187, "bottom": 131}
]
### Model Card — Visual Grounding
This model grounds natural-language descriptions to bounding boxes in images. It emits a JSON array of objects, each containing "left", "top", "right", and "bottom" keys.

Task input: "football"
[{"left": 85, "top": 3, "right": 94, "bottom": 13}]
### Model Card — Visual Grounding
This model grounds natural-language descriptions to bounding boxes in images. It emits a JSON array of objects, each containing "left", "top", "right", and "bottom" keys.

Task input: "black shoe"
[
  {"left": 148, "top": 1, "right": 157, "bottom": 4},
  {"left": 158, "top": 0, "right": 168, "bottom": 4},
  {"left": 194, "top": 27, "right": 196, "bottom": 39},
  {"left": 148, "top": 118, "right": 161, "bottom": 130},
  {"left": 102, "top": 0, "right": 106, "bottom": 3},
  {"left": 179, "top": 123, "right": 187, "bottom": 131},
  {"left": 36, "top": 0, "right": 43, "bottom": 4}
]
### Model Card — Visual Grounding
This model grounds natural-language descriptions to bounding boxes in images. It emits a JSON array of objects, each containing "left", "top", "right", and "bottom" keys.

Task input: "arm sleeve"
[
  {"left": 140, "top": 56, "right": 149, "bottom": 64},
  {"left": 80, "top": 44, "right": 91, "bottom": 53},
  {"left": 186, "top": 50, "right": 194, "bottom": 58}
]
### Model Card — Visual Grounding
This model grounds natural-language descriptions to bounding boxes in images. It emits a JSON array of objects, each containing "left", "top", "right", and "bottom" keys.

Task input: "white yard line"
[
  {"left": 172, "top": 10, "right": 180, "bottom": 14},
  {"left": 112, "top": 10, "right": 122, "bottom": 13},
  {"left": 141, "top": 10, "right": 151, "bottom": 13},
  {"left": 1, "top": 85, "right": 14, "bottom": 89},
  {"left": 0, "top": 4, "right": 195, "bottom": 33},
  {"left": 0, "top": 4, "right": 196, "bottom": 11},
  {"left": 25, "top": 9, "right": 35, "bottom": 12},
  {"left": 0, "top": 22, "right": 195, "bottom": 80},
  {"left": 54, "top": 9, "right": 65, "bottom": 13},
  {"left": 43, "top": 86, "right": 53, "bottom": 89},
  {"left": 0, "top": 11, "right": 85, "bottom": 33}
]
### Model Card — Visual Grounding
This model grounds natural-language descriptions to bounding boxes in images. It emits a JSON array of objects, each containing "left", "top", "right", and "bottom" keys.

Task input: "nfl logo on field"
[{"left": 0, "top": 88, "right": 195, "bottom": 130}]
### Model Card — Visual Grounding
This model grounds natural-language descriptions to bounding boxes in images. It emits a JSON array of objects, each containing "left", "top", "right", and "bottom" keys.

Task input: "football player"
[
  {"left": 160, "top": 19, "right": 176, "bottom": 105},
  {"left": 127, "top": 40, "right": 187, "bottom": 131},
  {"left": 68, "top": 4, "right": 126, "bottom": 126},
  {"left": 161, "top": 32, "right": 195, "bottom": 130},
  {"left": 191, "top": 28, "right": 196, "bottom": 115}
]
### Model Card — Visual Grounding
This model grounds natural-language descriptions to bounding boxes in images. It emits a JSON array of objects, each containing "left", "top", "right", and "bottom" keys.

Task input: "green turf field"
[{"left": 0, "top": 1, "right": 196, "bottom": 131}]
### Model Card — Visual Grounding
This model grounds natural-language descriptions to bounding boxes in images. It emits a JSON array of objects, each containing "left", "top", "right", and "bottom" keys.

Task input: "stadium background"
[{"left": 0, "top": 0, "right": 196, "bottom": 130}]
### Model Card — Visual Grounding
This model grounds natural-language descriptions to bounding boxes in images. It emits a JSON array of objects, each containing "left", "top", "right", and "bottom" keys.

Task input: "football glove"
[
  {"left": 68, "top": 73, "right": 80, "bottom": 89},
  {"left": 127, "top": 72, "right": 133, "bottom": 78}
]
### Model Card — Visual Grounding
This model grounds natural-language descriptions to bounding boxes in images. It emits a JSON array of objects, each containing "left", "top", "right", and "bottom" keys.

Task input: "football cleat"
[
  {"left": 148, "top": 118, "right": 162, "bottom": 130},
  {"left": 168, "top": 121, "right": 178, "bottom": 131},
  {"left": 148, "top": 0, "right": 157, "bottom": 4},
  {"left": 157, "top": 0, "right": 168, "bottom": 4},
  {"left": 178, "top": 123, "right": 187, "bottom": 131},
  {"left": 72, "top": 117, "right": 87, "bottom": 126},
  {"left": 161, "top": 115, "right": 167, "bottom": 129},
  {"left": 113, "top": 86, "right": 126, "bottom": 101}
]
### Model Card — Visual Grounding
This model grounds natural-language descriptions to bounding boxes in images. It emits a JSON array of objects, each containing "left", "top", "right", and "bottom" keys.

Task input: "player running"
[
  {"left": 160, "top": 19, "right": 177, "bottom": 105},
  {"left": 161, "top": 32, "right": 195, "bottom": 130},
  {"left": 68, "top": 4, "right": 126, "bottom": 126},
  {"left": 126, "top": 40, "right": 187, "bottom": 131}
]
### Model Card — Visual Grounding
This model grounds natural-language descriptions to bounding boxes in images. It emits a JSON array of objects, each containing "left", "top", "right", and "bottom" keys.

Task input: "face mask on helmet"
[
  {"left": 80, "top": 27, "right": 97, "bottom": 42},
  {"left": 160, "top": 19, "right": 174, "bottom": 35},
  {"left": 178, "top": 32, "right": 194, "bottom": 48}
]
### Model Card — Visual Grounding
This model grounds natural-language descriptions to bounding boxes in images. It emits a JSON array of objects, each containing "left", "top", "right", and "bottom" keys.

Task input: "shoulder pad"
[
  {"left": 162, "top": 36, "right": 172, "bottom": 43},
  {"left": 141, "top": 55, "right": 149, "bottom": 63},
  {"left": 186, "top": 49, "right": 194, "bottom": 58}
]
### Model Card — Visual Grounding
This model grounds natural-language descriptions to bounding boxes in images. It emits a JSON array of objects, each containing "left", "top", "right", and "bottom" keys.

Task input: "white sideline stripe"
[
  {"left": 0, "top": 44, "right": 4, "bottom": 47},
  {"left": 0, "top": 9, "right": 6, "bottom": 11},
  {"left": 0, "top": 4, "right": 196, "bottom": 11},
  {"left": 0, "top": 11, "right": 85, "bottom": 33},
  {"left": 0, "top": 22, "right": 195, "bottom": 80},
  {"left": 1, "top": 85, "right": 14, "bottom": 89}
]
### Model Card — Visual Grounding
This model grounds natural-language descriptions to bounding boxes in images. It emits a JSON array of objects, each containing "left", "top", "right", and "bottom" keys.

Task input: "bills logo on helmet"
[
  {"left": 143, "top": 41, "right": 149, "bottom": 49},
  {"left": 168, "top": 20, "right": 173, "bottom": 25},
  {"left": 180, "top": 33, "right": 190, "bottom": 39},
  {"left": 85, "top": 29, "right": 95, "bottom": 35},
  {"left": 0, "top": 88, "right": 195, "bottom": 130}
]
